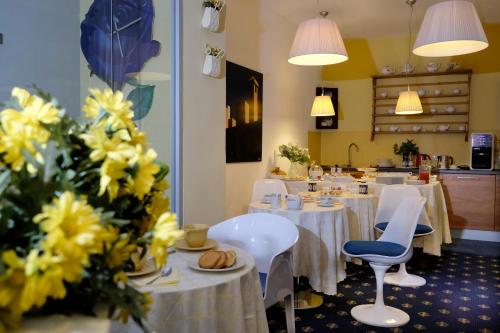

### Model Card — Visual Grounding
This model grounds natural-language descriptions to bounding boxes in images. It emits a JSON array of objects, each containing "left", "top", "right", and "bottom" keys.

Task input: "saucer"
[
  {"left": 126, "top": 257, "right": 157, "bottom": 277},
  {"left": 174, "top": 239, "right": 218, "bottom": 251}
]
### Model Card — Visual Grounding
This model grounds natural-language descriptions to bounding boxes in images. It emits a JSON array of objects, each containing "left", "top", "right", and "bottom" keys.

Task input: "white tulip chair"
[
  {"left": 342, "top": 197, "right": 426, "bottom": 327},
  {"left": 374, "top": 185, "right": 434, "bottom": 287},
  {"left": 208, "top": 213, "right": 299, "bottom": 333}
]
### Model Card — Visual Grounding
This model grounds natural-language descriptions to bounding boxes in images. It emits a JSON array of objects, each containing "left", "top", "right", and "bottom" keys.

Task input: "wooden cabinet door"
[
  {"left": 496, "top": 176, "right": 500, "bottom": 231},
  {"left": 440, "top": 174, "right": 495, "bottom": 230}
]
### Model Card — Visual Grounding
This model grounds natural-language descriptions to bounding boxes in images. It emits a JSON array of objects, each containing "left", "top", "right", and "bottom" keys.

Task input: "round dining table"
[
  {"left": 111, "top": 245, "right": 269, "bottom": 333},
  {"left": 248, "top": 201, "right": 349, "bottom": 296}
]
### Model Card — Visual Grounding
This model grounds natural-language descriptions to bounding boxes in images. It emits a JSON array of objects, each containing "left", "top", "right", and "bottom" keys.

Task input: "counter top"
[{"left": 377, "top": 167, "right": 500, "bottom": 175}]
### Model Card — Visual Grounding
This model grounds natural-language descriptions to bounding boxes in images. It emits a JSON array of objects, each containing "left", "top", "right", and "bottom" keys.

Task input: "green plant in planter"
[
  {"left": 393, "top": 139, "right": 419, "bottom": 156},
  {"left": 393, "top": 139, "right": 419, "bottom": 167}
]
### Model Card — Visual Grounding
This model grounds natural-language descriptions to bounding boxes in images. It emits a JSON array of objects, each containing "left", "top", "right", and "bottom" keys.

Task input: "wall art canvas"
[
  {"left": 226, "top": 61, "right": 263, "bottom": 163},
  {"left": 315, "top": 87, "right": 338, "bottom": 129},
  {"left": 80, "top": 0, "right": 160, "bottom": 120}
]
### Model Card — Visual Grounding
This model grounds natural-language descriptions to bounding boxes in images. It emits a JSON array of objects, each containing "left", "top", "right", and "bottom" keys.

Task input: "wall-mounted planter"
[
  {"left": 202, "top": 54, "right": 222, "bottom": 77},
  {"left": 201, "top": 7, "right": 221, "bottom": 32}
]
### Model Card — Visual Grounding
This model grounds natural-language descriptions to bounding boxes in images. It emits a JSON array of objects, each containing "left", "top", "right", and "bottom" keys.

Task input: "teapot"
[
  {"left": 285, "top": 194, "right": 304, "bottom": 210},
  {"left": 438, "top": 124, "right": 450, "bottom": 132},
  {"left": 446, "top": 106, "right": 456, "bottom": 113},
  {"left": 400, "top": 63, "right": 414, "bottom": 74},
  {"left": 426, "top": 62, "right": 440, "bottom": 72},
  {"left": 380, "top": 66, "right": 395, "bottom": 75}
]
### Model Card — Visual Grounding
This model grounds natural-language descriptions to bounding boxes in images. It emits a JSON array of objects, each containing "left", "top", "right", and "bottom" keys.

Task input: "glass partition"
[{"left": 0, "top": 0, "right": 178, "bottom": 214}]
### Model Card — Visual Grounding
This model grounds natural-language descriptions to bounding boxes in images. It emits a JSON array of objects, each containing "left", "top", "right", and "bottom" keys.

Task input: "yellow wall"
[{"left": 313, "top": 24, "right": 500, "bottom": 167}]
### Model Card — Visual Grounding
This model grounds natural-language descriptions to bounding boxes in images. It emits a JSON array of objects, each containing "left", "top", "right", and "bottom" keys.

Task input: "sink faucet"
[{"left": 347, "top": 143, "right": 359, "bottom": 171}]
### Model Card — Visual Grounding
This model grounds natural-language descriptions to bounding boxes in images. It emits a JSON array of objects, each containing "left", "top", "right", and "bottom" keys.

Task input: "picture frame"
[{"left": 315, "top": 87, "right": 338, "bottom": 130}]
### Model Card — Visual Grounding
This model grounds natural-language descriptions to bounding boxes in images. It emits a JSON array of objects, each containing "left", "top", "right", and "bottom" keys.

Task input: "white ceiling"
[{"left": 268, "top": 0, "right": 500, "bottom": 39}]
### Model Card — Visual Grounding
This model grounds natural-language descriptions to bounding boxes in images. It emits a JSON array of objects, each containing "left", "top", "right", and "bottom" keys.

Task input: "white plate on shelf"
[{"left": 187, "top": 257, "right": 245, "bottom": 272}]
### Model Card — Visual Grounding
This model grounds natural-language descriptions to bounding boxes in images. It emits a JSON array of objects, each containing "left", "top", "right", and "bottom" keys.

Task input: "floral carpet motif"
[{"left": 267, "top": 250, "right": 500, "bottom": 333}]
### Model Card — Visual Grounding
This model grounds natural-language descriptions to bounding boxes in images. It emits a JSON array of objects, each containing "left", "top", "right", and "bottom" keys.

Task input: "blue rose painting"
[{"left": 81, "top": 0, "right": 160, "bottom": 120}]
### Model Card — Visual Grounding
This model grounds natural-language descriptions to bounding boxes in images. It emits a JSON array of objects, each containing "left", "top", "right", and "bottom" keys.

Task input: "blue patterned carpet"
[{"left": 266, "top": 250, "right": 500, "bottom": 333}]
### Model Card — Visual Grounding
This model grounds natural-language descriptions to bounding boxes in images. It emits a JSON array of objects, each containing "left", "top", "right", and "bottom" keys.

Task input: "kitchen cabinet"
[
  {"left": 496, "top": 176, "right": 500, "bottom": 231},
  {"left": 439, "top": 174, "right": 495, "bottom": 230}
]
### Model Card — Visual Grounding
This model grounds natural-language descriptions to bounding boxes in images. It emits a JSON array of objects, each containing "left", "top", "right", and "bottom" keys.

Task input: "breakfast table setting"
[
  {"left": 111, "top": 227, "right": 269, "bottom": 333},
  {"left": 248, "top": 194, "right": 349, "bottom": 295}
]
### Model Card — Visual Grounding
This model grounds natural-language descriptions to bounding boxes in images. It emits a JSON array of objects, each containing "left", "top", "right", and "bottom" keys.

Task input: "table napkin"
[{"left": 129, "top": 268, "right": 179, "bottom": 287}]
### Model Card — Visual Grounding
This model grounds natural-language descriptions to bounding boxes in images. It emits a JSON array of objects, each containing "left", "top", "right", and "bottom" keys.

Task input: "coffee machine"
[{"left": 470, "top": 133, "right": 495, "bottom": 170}]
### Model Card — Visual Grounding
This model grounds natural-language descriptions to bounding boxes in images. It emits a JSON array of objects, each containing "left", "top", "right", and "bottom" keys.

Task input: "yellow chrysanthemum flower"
[
  {"left": 80, "top": 125, "right": 128, "bottom": 162},
  {"left": 0, "top": 251, "right": 25, "bottom": 313},
  {"left": 83, "top": 89, "right": 134, "bottom": 130},
  {"left": 20, "top": 250, "right": 66, "bottom": 312},
  {"left": 99, "top": 157, "right": 129, "bottom": 201},
  {"left": 107, "top": 234, "right": 137, "bottom": 268},
  {"left": 8, "top": 87, "right": 60, "bottom": 126},
  {"left": 149, "top": 212, "right": 183, "bottom": 268},
  {"left": 0, "top": 88, "right": 60, "bottom": 172},
  {"left": 33, "top": 192, "right": 117, "bottom": 282},
  {"left": 146, "top": 191, "right": 170, "bottom": 220},
  {"left": 127, "top": 146, "right": 160, "bottom": 200},
  {"left": 0, "top": 114, "right": 51, "bottom": 172}
]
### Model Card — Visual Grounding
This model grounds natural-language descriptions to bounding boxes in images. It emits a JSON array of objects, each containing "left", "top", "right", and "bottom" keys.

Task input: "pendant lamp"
[
  {"left": 289, "top": 11, "right": 348, "bottom": 66},
  {"left": 413, "top": 0, "right": 488, "bottom": 57},
  {"left": 311, "top": 94, "right": 335, "bottom": 117},
  {"left": 396, "top": 0, "right": 423, "bottom": 115},
  {"left": 396, "top": 90, "right": 423, "bottom": 115}
]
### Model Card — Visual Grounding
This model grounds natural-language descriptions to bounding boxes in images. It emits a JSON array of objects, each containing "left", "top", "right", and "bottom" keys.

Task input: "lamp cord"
[{"left": 406, "top": 1, "right": 414, "bottom": 91}]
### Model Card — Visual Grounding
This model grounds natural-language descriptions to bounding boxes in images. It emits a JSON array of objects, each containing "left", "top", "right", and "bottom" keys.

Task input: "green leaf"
[
  {"left": 127, "top": 85, "right": 155, "bottom": 121},
  {"left": 155, "top": 161, "right": 170, "bottom": 181},
  {"left": 0, "top": 170, "right": 11, "bottom": 193}
]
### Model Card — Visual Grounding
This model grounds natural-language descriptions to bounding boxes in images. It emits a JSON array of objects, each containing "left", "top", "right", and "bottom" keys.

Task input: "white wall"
[
  {"left": 0, "top": 0, "right": 80, "bottom": 116},
  {"left": 224, "top": 0, "right": 320, "bottom": 218},
  {"left": 182, "top": 1, "right": 226, "bottom": 225}
]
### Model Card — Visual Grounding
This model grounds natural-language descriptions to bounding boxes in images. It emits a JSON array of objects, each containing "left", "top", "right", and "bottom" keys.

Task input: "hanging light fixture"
[
  {"left": 413, "top": 0, "right": 488, "bottom": 57},
  {"left": 396, "top": 0, "right": 423, "bottom": 115},
  {"left": 311, "top": 89, "right": 335, "bottom": 116},
  {"left": 289, "top": 11, "right": 348, "bottom": 66}
]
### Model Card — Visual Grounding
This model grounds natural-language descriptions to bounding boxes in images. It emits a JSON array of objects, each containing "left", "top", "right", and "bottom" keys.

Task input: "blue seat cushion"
[
  {"left": 259, "top": 272, "right": 267, "bottom": 294},
  {"left": 375, "top": 222, "right": 433, "bottom": 235},
  {"left": 344, "top": 240, "right": 406, "bottom": 257}
]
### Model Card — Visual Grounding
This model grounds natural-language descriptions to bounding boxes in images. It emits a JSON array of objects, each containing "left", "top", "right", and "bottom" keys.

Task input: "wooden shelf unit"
[{"left": 371, "top": 70, "right": 472, "bottom": 141}]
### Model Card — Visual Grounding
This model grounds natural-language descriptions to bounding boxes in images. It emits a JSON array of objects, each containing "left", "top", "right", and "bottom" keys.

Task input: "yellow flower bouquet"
[{"left": 0, "top": 87, "right": 183, "bottom": 332}]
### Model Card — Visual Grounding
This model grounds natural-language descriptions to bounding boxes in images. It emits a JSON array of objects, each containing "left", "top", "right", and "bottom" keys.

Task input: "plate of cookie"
[{"left": 188, "top": 250, "right": 245, "bottom": 272}]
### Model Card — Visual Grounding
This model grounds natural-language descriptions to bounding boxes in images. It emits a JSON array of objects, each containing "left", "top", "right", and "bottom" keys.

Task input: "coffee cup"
[
  {"left": 319, "top": 195, "right": 334, "bottom": 206},
  {"left": 184, "top": 224, "right": 209, "bottom": 247}
]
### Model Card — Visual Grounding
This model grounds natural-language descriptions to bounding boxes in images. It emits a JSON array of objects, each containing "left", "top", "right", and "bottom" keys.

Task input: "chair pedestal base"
[
  {"left": 351, "top": 304, "right": 410, "bottom": 328},
  {"left": 294, "top": 291, "right": 323, "bottom": 310},
  {"left": 384, "top": 263, "right": 426, "bottom": 287}
]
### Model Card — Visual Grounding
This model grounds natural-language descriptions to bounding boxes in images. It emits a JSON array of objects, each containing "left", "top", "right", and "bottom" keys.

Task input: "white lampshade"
[
  {"left": 395, "top": 90, "right": 423, "bottom": 115},
  {"left": 311, "top": 95, "right": 335, "bottom": 116},
  {"left": 289, "top": 13, "right": 348, "bottom": 66},
  {"left": 413, "top": 0, "right": 488, "bottom": 57}
]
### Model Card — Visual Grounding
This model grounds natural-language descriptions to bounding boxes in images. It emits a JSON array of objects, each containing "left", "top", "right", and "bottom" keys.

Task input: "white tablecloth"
[
  {"left": 364, "top": 181, "right": 452, "bottom": 256},
  {"left": 111, "top": 245, "right": 268, "bottom": 333},
  {"left": 333, "top": 193, "right": 377, "bottom": 242},
  {"left": 248, "top": 201, "right": 348, "bottom": 295}
]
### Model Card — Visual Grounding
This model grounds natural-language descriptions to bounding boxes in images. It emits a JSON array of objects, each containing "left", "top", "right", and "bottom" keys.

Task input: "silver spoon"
[{"left": 146, "top": 266, "right": 172, "bottom": 285}]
